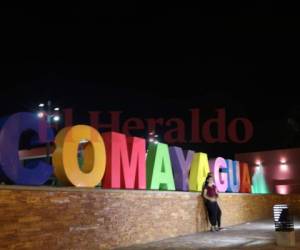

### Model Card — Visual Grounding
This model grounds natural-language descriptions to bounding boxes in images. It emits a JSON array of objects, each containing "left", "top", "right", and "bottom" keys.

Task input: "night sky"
[{"left": 1, "top": 3, "right": 300, "bottom": 158}]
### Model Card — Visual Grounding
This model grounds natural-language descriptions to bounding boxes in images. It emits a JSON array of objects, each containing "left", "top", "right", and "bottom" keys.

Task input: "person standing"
[{"left": 203, "top": 174, "right": 222, "bottom": 232}]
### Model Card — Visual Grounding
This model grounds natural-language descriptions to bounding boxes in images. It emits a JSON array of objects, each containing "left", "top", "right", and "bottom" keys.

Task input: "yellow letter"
[{"left": 188, "top": 152, "right": 209, "bottom": 191}]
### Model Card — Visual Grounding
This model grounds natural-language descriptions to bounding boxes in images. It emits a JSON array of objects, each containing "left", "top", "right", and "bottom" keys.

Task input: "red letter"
[
  {"left": 228, "top": 118, "right": 253, "bottom": 143},
  {"left": 102, "top": 132, "right": 146, "bottom": 189},
  {"left": 146, "top": 118, "right": 164, "bottom": 134},
  {"left": 89, "top": 111, "right": 122, "bottom": 132},
  {"left": 63, "top": 108, "right": 73, "bottom": 127},
  {"left": 164, "top": 118, "right": 186, "bottom": 143},
  {"left": 202, "top": 108, "right": 227, "bottom": 143},
  {"left": 122, "top": 118, "right": 145, "bottom": 136},
  {"left": 190, "top": 108, "right": 201, "bottom": 143}
]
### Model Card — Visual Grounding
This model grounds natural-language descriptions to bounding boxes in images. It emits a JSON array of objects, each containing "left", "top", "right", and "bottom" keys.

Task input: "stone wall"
[{"left": 0, "top": 186, "right": 297, "bottom": 250}]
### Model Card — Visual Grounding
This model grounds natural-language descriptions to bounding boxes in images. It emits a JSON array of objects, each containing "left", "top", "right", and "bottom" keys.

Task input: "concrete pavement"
[{"left": 116, "top": 219, "right": 300, "bottom": 250}]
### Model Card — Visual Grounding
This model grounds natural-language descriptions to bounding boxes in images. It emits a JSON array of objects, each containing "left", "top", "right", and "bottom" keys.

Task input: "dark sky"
[{"left": 1, "top": 3, "right": 300, "bottom": 157}]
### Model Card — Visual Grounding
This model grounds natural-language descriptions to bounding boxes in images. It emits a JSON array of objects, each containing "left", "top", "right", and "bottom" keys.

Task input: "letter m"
[{"left": 102, "top": 132, "right": 146, "bottom": 189}]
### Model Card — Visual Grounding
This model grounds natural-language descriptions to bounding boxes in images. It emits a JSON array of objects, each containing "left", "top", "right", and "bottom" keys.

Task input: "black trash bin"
[{"left": 273, "top": 204, "right": 295, "bottom": 247}]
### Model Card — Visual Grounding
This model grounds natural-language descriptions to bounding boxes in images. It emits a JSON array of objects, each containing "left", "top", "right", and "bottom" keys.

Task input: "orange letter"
[
  {"left": 239, "top": 162, "right": 251, "bottom": 193},
  {"left": 52, "top": 125, "right": 106, "bottom": 187}
]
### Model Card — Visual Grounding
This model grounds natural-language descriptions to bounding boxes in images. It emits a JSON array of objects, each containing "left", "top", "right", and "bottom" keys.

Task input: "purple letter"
[
  {"left": 0, "top": 112, "right": 53, "bottom": 185},
  {"left": 169, "top": 146, "right": 194, "bottom": 191},
  {"left": 209, "top": 157, "right": 228, "bottom": 192}
]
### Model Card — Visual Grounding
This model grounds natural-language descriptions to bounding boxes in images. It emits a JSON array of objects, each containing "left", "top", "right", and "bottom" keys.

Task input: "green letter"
[{"left": 146, "top": 143, "right": 175, "bottom": 190}]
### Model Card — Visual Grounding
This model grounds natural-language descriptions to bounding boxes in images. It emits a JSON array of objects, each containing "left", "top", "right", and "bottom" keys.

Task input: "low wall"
[{"left": 0, "top": 186, "right": 297, "bottom": 250}]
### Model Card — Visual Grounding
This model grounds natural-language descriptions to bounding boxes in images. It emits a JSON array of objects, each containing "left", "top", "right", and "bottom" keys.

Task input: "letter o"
[
  {"left": 228, "top": 118, "right": 253, "bottom": 143},
  {"left": 52, "top": 125, "right": 106, "bottom": 187}
]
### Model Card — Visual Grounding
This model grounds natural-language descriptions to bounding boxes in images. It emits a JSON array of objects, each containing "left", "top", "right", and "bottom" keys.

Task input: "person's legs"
[
  {"left": 205, "top": 201, "right": 217, "bottom": 230},
  {"left": 216, "top": 203, "right": 222, "bottom": 228}
]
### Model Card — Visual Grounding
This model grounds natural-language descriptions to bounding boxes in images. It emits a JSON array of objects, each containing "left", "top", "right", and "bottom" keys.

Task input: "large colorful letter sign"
[
  {"left": 209, "top": 157, "right": 228, "bottom": 192},
  {"left": 169, "top": 147, "right": 194, "bottom": 191},
  {"left": 52, "top": 125, "right": 106, "bottom": 187},
  {"left": 102, "top": 132, "right": 146, "bottom": 189},
  {"left": 0, "top": 111, "right": 255, "bottom": 193},
  {"left": 146, "top": 143, "right": 175, "bottom": 190},
  {"left": 0, "top": 112, "right": 53, "bottom": 185},
  {"left": 189, "top": 153, "right": 210, "bottom": 191},
  {"left": 239, "top": 162, "right": 251, "bottom": 193},
  {"left": 226, "top": 160, "right": 240, "bottom": 193},
  {"left": 251, "top": 164, "right": 270, "bottom": 194}
]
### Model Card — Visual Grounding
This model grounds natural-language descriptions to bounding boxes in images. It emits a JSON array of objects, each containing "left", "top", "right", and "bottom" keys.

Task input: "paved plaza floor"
[{"left": 117, "top": 219, "right": 300, "bottom": 250}]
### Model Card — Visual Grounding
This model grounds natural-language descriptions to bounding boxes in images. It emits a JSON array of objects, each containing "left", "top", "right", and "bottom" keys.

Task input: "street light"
[
  {"left": 53, "top": 115, "right": 60, "bottom": 122},
  {"left": 37, "top": 111, "right": 45, "bottom": 118},
  {"left": 148, "top": 131, "right": 159, "bottom": 144},
  {"left": 37, "top": 100, "right": 60, "bottom": 164}
]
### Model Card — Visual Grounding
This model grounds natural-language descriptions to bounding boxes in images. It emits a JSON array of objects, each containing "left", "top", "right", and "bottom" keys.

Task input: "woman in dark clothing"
[{"left": 203, "top": 174, "right": 222, "bottom": 232}]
